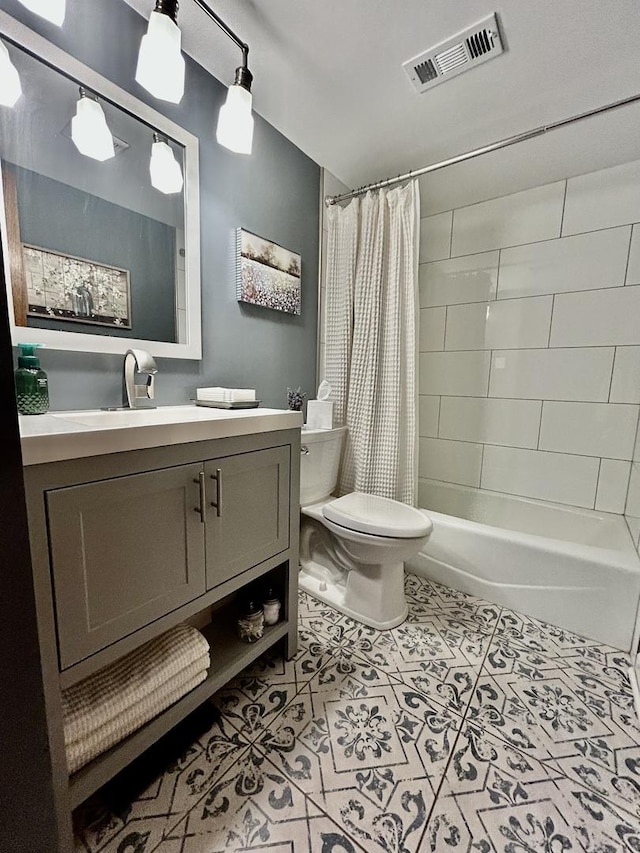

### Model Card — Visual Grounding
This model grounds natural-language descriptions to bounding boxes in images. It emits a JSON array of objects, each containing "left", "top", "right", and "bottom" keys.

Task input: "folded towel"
[
  {"left": 64, "top": 650, "right": 210, "bottom": 750},
  {"left": 196, "top": 386, "right": 227, "bottom": 401},
  {"left": 62, "top": 625, "right": 209, "bottom": 747},
  {"left": 196, "top": 387, "right": 256, "bottom": 402},
  {"left": 228, "top": 388, "right": 256, "bottom": 402},
  {"left": 65, "top": 658, "right": 209, "bottom": 774}
]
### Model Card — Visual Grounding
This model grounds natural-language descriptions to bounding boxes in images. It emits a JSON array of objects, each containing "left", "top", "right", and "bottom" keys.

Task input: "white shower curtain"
[{"left": 325, "top": 180, "right": 420, "bottom": 505}]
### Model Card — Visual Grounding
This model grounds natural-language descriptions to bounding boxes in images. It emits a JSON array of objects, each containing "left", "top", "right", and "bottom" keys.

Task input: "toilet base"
[{"left": 299, "top": 558, "right": 408, "bottom": 631}]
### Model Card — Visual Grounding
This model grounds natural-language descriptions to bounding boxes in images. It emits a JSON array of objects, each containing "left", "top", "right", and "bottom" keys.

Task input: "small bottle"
[
  {"left": 15, "top": 343, "right": 49, "bottom": 415},
  {"left": 262, "top": 587, "right": 281, "bottom": 626},
  {"left": 237, "top": 600, "right": 264, "bottom": 644}
]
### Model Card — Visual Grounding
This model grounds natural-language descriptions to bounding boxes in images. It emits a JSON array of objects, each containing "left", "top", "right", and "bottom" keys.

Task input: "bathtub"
[{"left": 407, "top": 480, "right": 640, "bottom": 651}]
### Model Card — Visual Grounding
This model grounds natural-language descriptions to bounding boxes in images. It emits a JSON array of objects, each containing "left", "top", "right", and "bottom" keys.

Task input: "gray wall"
[{"left": 1, "top": 0, "right": 319, "bottom": 410}]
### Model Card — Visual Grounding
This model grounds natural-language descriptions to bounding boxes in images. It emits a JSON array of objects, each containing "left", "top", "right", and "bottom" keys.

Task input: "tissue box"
[{"left": 306, "top": 400, "right": 334, "bottom": 429}]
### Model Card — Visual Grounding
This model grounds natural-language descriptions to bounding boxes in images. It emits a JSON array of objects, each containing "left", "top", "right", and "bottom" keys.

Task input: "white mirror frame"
[{"left": 0, "top": 11, "right": 201, "bottom": 359}]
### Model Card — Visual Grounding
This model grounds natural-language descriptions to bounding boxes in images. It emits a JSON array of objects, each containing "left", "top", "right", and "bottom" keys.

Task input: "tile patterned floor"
[{"left": 74, "top": 574, "right": 640, "bottom": 852}]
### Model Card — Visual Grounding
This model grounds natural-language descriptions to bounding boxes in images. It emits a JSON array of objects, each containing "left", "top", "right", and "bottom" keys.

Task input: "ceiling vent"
[{"left": 403, "top": 14, "right": 504, "bottom": 94}]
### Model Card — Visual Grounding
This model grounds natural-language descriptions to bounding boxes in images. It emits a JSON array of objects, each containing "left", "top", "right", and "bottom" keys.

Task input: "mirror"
[{"left": 0, "top": 11, "right": 201, "bottom": 359}]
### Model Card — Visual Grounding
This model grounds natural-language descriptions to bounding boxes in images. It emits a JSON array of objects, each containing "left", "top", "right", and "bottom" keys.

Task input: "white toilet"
[{"left": 299, "top": 426, "right": 433, "bottom": 629}]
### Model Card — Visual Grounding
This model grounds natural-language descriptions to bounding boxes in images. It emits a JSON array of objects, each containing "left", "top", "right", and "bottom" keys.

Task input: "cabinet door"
[
  {"left": 47, "top": 464, "right": 206, "bottom": 669},
  {"left": 204, "top": 446, "right": 290, "bottom": 589}
]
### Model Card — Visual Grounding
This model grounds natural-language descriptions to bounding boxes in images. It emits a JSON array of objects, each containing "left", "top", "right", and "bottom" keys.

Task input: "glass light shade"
[
  {"left": 135, "top": 11, "right": 185, "bottom": 104},
  {"left": 18, "top": 0, "right": 66, "bottom": 25},
  {"left": 0, "top": 42, "right": 22, "bottom": 108},
  {"left": 71, "top": 96, "right": 115, "bottom": 162},
  {"left": 216, "top": 84, "right": 254, "bottom": 154},
  {"left": 150, "top": 140, "right": 184, "bottom": 194}
]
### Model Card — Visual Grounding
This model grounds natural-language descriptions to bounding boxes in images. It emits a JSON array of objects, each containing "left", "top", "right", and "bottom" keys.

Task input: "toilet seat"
[{"left": 322, "top": 492, "right": 432, "bottom": 539}]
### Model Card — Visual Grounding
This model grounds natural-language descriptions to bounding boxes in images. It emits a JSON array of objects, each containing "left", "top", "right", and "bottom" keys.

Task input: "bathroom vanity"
[{"left": 20, "top": 407, "right": 301, "bottom": 843}]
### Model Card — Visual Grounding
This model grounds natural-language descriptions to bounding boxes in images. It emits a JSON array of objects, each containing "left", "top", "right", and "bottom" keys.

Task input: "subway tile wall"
[{"left": 419, "top": 159, "right": 640, "bottom": 521}]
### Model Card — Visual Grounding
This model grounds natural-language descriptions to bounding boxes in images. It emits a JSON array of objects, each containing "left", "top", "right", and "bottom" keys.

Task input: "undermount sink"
[{"left": 52, "top": 405, "right": 237, "bottom": 428}]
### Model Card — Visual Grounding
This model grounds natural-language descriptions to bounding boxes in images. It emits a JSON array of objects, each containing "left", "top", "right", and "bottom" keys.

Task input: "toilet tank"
[{"left": 300, "top": 426, "right": 346, "bottom": 506}]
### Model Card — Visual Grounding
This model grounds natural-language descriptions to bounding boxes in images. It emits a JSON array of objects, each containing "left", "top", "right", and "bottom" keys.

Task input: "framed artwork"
[
  {"left": 23, "top": 244, "right": 131, "bottom": 328},
  {"left": 236, "top": 228, "right": 301, "bottom": 315}
]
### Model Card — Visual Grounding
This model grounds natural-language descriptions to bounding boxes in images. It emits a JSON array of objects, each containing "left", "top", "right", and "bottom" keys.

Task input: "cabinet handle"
[
  {"left": 210, "top": 468, "right": 222, "bottom": 517},
  {"left": 193, "top": 472, "right": 206, "bottom": 522}
]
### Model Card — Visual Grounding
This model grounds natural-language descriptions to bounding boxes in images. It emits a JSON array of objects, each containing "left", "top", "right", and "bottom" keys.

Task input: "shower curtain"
[{"left": 325, "top": 180, "right": 420, "bottom": 504}]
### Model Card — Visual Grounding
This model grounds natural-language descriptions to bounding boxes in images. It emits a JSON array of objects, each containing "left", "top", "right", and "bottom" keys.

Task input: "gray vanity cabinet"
[
  {"left": 45, "top": 444, "right": 292, "bottom": 670},
  {"left": 22, "top": 422, "right": 300, "bottom": 850},
  {"left": 47, "top": 463, "right": 206, "bottom": 670},
  {"left": 204, "top": 446, "right": 289, "bottom": 589}
]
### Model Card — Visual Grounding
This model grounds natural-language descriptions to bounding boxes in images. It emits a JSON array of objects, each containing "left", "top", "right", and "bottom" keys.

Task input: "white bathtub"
[{"left": 408, "top": 480, "right": 640, "bottom": 651}]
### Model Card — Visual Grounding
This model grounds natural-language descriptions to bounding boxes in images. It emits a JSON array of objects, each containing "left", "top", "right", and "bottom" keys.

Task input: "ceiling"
[{"left": 123, "top": 0, "right": 640, "bottom": 213}]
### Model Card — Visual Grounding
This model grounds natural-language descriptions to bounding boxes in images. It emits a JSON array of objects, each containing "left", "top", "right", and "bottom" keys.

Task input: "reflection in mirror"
[{"left": 0, "top": 11, "right": 200, "bottom": 358}]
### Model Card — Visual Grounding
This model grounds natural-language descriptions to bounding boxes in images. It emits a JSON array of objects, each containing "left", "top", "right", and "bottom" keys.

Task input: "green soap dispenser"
[{"left": 15, "top": 343, "right": 49, "bottom": 415}]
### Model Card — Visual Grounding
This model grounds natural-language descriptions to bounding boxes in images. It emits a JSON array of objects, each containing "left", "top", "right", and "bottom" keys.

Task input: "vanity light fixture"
[
  {"left": 150, "top": 133, "right": 184, "bottom": 194},
  {"left": 137, "top": 0, "right": 255, "bottom": 154},
  {"left": 0, "top": 41, "right": 22, "bottom": 108},
  {"left": 71, "top": 88, "right": 115, "bottom": 162},
  {"left": 136, "top": 0, "right": 185, "bottom": 104},
  {"left": 17, "top": 0, "right": 66, "bottom": 26},
  {"left": 216, "top": 63, "right": 254, "bottom": 155}
]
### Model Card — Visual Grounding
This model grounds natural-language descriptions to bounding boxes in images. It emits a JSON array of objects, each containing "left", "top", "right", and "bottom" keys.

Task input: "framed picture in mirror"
[{"left": 24, "top": 245, "right": 131, "bottom": 329}]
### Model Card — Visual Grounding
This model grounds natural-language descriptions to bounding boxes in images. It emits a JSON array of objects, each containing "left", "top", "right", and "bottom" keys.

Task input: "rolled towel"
[
  {"left": 65, "top": 657, "right": 209, "bottom": 774},
  {"left": 62, "top": 624, "right": 209, "bottom": 750}
]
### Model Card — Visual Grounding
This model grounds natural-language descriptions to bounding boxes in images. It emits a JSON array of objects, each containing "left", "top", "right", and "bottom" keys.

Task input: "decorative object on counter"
[
  {"left": 306, "top": 379, "right": 335, "bottom": 430},
  {"left": 236, "top": 228, "right": 301, "bottom": 315},
  {"left": 61, "top": 624, "right": 210, "bottom": 774},
  {"left": 237, "top": 599, "right": 264, "bottom": 643},
  {"left": 15, "top": 342, "right": 49, "bottom": 415},
  {"left": 23, "top": 244, "right": 131, "bottom": 328},
  {"left": 287, "top": 386, "right": 306, "bottom": 412},
  {"left": 262, "top": 587, "right": 281, "bottom": 626}
]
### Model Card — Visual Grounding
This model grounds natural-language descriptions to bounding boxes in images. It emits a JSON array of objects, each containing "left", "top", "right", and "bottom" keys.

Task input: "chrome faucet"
[{"left": 122, "top": 348, "right": 158, "bottom": 409}]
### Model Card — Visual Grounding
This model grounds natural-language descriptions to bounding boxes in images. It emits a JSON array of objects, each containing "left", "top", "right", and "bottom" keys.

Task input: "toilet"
[{"left": 299, "top": 426, "right": 433, "bottom": 629}]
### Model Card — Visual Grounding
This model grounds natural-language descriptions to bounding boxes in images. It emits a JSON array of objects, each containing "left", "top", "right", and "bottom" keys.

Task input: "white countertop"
[{"left": 20, "top": 406, "right": 303, "bottom": 466}]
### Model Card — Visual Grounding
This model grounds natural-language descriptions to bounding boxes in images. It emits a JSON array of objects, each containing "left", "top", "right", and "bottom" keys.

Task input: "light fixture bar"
[
  {"left": 191, "top": 0, "right": 249, "bottom": 69},
  {"left": 190, "top": 0, "right": 255, "bottom": 154}
]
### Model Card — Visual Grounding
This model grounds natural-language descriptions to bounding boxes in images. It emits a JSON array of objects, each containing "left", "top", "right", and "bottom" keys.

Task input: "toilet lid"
[{"left": 323, "top": 492, "right": 432, "bottom": 539}]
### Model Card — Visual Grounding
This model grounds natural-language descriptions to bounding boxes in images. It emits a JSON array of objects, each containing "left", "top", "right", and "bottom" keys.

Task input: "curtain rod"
[{"left": 325, "top": 92, "right": 640, "bottom": 207}]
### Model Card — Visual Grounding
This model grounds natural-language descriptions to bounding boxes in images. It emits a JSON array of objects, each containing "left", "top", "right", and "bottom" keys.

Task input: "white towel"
[{"left": 196, "top": 387, "right": 256, "bottom": 402}]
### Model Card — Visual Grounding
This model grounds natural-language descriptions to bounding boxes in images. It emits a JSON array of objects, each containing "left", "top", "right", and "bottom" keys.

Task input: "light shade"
[
  {"left": 136, "top": 11, "right": 185, "bottom": 104},
  {"left": 71, "top": 95, "right": 115, "bottom": 162},
  {"left": 216, "top": 83, "right": 254, "bottom": 155},
  {"left": 150, "top": 138, "right": 184, "bottom": 194},
  {"left": 0, "top": 42, "right": 22, "bottom": 108},
  {"left": 18, "top": 0, "right": 65, "bottom": 25}
]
